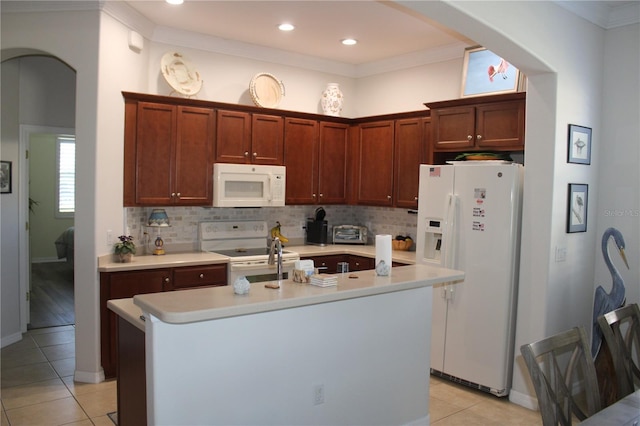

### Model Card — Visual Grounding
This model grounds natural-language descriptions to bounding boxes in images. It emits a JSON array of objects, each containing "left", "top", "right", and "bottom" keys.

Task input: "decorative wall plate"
[
  {"left": 249, "top": 73, "right": 285, "bottom": 108},
  {"left": 161, "top": 52, "right": 203, "bottom": 96}
]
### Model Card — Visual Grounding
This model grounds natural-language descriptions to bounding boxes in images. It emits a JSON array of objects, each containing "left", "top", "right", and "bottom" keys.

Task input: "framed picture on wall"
[
  {"left": 567, "top": 183, "right": 588, "bottom": 233},
  {"left": 461, "top": 46, "right": 521, "bottom": 98},
  {"left": 0, "top": 161, "right": 11, "bottom": 194},
  {"left": 567, "top": 124, "right": 592, "bottom": 164}
]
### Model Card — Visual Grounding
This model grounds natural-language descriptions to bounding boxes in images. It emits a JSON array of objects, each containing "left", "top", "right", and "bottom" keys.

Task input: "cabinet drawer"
[{"left": 172, "top": 264, "right": 227, "bottom": 290}]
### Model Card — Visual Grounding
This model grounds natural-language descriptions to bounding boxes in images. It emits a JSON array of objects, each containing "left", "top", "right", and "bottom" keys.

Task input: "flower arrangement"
[{"left": 114, "top": 235, "right": 136, "bottom": 255}]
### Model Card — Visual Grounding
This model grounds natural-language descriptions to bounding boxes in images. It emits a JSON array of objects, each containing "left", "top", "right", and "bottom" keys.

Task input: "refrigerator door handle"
[{"left": 443, "top": 194, "right": 458, "bottom": 269}]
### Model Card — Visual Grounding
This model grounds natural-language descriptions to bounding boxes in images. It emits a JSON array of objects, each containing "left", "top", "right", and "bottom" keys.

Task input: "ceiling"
[{"left": 124, "top": 0, "right": 639, "bottom": 67}]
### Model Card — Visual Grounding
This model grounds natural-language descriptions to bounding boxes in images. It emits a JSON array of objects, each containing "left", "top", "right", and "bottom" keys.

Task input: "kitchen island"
[{"left": 108, "top": 263, "right": 463, "bottom": 425}]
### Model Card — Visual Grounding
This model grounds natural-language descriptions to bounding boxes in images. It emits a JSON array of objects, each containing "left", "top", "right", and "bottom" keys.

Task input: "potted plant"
[{"left": 114, "top": 235, "right": 136, "bottom": 263}]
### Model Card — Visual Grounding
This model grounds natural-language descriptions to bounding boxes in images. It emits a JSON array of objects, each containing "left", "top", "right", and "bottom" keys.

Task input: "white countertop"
[
  {"left": 98, "top": 244, "right": 416, "bottom": 272},
  {"left": 133, "top": 264, "right": 462, "bottom": 324},
  {"left": 107, "top": 298, "right": 145, "bottom": 331}
]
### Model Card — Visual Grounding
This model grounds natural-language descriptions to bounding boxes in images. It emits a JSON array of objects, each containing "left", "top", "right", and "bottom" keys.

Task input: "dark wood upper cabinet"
[
  {"left": 355, "top": 121, "right": 395, "bottom": 206},
  {"left": 427, "top": 92, "right": 525, "bottom": 153},
  {"left": 394, "top": 117, "right": 426, "bottom": 209},
  {"left": 215, "top": 110, "right": 284, "bottom": 164},
  {"left": 318, "top": 122, "right": 349, "bottom": 204},
  {"left": 284, "top": 118, "right": 319, "bottom": 204},
  {"left": 123, "top": 99, "right": 214, "bottom": 206}
]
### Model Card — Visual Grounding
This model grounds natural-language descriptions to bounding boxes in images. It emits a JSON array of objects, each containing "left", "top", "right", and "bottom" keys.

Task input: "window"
[{"left": 56, "top": 136, "right": 75, "bottom": 217}]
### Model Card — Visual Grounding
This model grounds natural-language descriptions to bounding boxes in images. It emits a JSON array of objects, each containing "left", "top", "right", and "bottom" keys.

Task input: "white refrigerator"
[{"left": 416, "top": 162, "right": 523, "bottom": 397}]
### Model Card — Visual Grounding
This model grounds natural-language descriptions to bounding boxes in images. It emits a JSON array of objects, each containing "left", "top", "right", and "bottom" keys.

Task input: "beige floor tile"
[
  {"left": 31, "top": 329, "right": 75, "bottom": 348},
  {"left": 1, "top": 409, "right": 9, "bottom": 426},
  {"left": 430, "top": 396, "right": 466, "bottom": 423},
  {"left": 40, "top": 341, "right": 75, "bottom": 361},
  {"left": 0, "top": 336, "right": 36, "bottom": 353},
  {"left": 466, "top": 397, "right": 541, "bottom": 425},
  {"left": 91, "top": 414, "right": 118, "bottom": 426},
  {"left": 430, "top": 380, "right": 489, "bottom": 410},
  {"left": 51, "top": 357, "right": 75, "bottom": 377},
  {"left": 4, "top": 396, "right": 88, "bottom": 425},
  {"left": 65, "top": 420, "right": 95, "bottom": 426},
  {"left": 0, "top": 378, "right": 72, "bottom": 410},
  {"left": 62, "top": 376, "right": 117, "bottom": 397},
  {"left": 432, "top": 407, "right": 503, "bottom": 425},
  {"left": 0, "top": 346, "right": 47, "bottom": 370},
  {"left": 27, "top": 325, "right": 75, "bottom": 335},
  {"left": 0, "top": 362, "right": 58, "bottom": 389},
  {"left": 74, "top": 384, "right": 117, "bottom": 418}
]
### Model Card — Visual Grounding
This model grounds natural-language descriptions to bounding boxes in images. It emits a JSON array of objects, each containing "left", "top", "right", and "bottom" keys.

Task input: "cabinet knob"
[
  {"left": 199, "top": 273, "right": 204, "bottom": 279},
  {"left": 476, "top": 135, "right": 482, "bottom": 140},
  {"left": 253, "top": 152, "right": 257, "bottom": 158},
  {"left": 176, "top": 192, "right": 181, "bottom": 198},
  {"left": 387, "top": 195, "right": 391, "bottom": 200},
  {"left": 467, "top": 135, "right": 473, "bottom": 141},
  {"left": 171, "top": 192, "right": 176, "bottom": 197},
  {"left": 164, "top": 277, "right": 170, "bottom": 283},
  {"left": 244, "top": 151, "right": 249, "bottom": 157},
  {"left": 319, "top": 193, "right": 323, "bottom": 198},
  {"left": 312, "top": 193, "right": 316, "bottom": 198},
  {"left": 414, "top": 196, "right": 418, "bottom": 201},
  {"left": 355, "top": 262, "right": 360, "bottom": 266}
]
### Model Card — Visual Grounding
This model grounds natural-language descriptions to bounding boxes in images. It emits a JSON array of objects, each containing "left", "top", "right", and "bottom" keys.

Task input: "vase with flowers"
[{"left": 114, "top": 235, "right": 136, "bottom": 263}]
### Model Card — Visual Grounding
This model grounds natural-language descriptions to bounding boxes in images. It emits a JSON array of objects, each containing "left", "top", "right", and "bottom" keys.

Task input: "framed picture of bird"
[
  {"left": 460, "top": 46, "right": 521, "bottom": 98},
  {"left": 567, "top": 124, "right": 592, "bottom": 164},
  {"left": 567, "top": 183, "right": 589, "bottom": 233}
]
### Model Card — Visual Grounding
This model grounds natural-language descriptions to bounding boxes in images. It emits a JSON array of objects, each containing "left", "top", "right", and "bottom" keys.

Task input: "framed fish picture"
[
  {"left": 461, "top": 46, "right": 521, "bottom": 98},
  {"left": 567, "top": 124, "right": 592, "bottom": 164}
]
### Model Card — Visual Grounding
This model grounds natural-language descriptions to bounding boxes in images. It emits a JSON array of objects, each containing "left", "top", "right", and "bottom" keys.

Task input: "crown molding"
[{"left": 554, "top": 1, "right": 640, "bottom": 29}]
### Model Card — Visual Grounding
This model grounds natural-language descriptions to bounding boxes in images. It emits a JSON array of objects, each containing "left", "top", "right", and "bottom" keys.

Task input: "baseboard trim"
[
  {"left": 74, "top": 368, "right": 106, "bottom": 384},
  {"left": 1, "top": 331, "right": 23, "bottom": 349},
  {"left": 508, "top": 389, "right": 538, "bottom": 411}
]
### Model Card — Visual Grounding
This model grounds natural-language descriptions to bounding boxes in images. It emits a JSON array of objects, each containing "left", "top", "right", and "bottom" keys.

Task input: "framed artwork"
[
  {"left": 461, "top": 46, "right": 521, "bottom": 98},
  {"left": 0, "top": 161, "right": 11, "bottom": 194},
  {"left": 567, "top": 183, "right": 588, "bottom": 233},
  {"left": 567, "top": 124, "right": 592, "bottom": 164}
]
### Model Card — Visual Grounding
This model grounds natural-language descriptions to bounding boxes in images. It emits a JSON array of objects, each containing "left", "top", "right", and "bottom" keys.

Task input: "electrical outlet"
[
  {"left": 555, "top": 246, "right": 567, "bottom": 262},
  {"left": 313, "top": 384, "right": 325, "bottom": 405},
  {"left": 107, "top": 230, "right": 113, "bottom": 246}
]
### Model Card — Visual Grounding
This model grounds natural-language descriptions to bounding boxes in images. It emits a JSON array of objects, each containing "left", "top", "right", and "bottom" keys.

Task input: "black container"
[{"left": 306, "top": 219, "right": 328, "bottom": 246}]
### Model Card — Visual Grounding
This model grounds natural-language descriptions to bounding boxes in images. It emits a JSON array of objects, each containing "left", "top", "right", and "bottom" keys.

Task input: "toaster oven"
[{"left": 333, "top": 225, "right": 368, "bottom": 245}]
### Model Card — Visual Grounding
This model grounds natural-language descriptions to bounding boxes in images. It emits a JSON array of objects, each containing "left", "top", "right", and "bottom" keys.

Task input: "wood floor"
[{"left": 29, "top": 261, "right": 75, "bottom": 329}]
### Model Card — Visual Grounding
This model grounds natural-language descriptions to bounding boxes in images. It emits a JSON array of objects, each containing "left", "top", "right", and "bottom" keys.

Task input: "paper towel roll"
[{"left": 375, "top": 234, "right": 392, "bottom": 276}]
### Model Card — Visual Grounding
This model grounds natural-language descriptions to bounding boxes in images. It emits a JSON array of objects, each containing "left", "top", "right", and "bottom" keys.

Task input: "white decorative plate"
[
  {"left": 249, "top": 73, "right": 285, "bottom": 108},
  {"left": 161, "top": 52, "right": 203, "bottom": 96}
]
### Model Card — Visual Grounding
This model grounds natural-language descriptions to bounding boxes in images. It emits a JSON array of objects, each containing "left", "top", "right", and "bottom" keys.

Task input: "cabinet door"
[
  {"left": 100, "top": 269, "right": 170, "bottom": 379},
  {"left": 431, "top": 106, "right": 476, "bottom": 150},
  {"left": 215, "top": 110, "right": 251, "bottom": 163},
  {"left": 252, "top": 114, "right": 284, "bottom": 165},
  {"left": 301, "top": 255, "right": 347, "bottom": 274},
  {"left": 175, "top": 106, "right": 215, "bottom": 205},
  {"left": 284, "top": 118, "right": 318, "bottom": 204},
  {"left": 475, "top": 100, "right": 525, "bottom": 149},
  {"left": 318, "top": 122, "right": 349, "bottom": 204},
  {"left": 348, "top": 255, "right": 374, "bottom": 271},
  {"left": 394, "top": 118, "right": 424, "bottom": 208},
  {"left": 356, "top": 121, "right": 394, "bottom": 206},
  {"left": 134, "top": 102, "right": 176, "bottom": 205},
  {"left": 172, "top": 264, "right": 227, "bottom": 290}
]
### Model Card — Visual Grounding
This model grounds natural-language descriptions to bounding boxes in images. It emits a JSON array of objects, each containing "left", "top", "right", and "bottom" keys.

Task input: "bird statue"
[{"left": 591, "top": 227, "right": 629, "bottom": 358}]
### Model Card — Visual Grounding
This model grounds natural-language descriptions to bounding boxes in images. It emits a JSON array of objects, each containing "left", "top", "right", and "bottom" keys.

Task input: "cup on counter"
[{"left": 337, "top": 262, "right": 349, "bottom": 273}]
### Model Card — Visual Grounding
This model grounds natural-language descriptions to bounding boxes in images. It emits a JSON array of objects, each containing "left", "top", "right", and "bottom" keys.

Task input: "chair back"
[
  {"left": 597, "top": 303, "right": 640, "bottom": 398},
  {"left": 520, "top": 327, "right": 601, "bottom": 426}
]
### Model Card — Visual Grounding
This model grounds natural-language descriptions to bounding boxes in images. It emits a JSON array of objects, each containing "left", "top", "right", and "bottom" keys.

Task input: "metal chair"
[
  {"left": 597, "top": 303, "right": 640, "bottom": 399},
  {"left": 520, "top": 327, "right": 601, "bottom": 426}
]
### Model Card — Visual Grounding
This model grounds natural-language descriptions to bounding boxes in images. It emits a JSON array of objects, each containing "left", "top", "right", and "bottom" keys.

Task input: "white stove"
[{"left": 199, "top": 221, "right": 299, "bottom": 284}]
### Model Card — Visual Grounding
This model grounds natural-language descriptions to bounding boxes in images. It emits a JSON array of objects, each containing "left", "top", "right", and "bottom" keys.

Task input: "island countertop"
[{"left": 133, "top": 263, "right": 463, "bottom": 324}]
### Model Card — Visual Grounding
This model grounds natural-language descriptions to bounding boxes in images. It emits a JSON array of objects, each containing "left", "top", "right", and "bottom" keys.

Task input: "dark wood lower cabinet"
[
  {"left": 116, "top": 317, "right": 146, "bottom": 426},
  {"left": 302, "top": 254, "right": 377, "bottom": 274},
  {"left": 100, "top": 264, "right": 227, "bottom": 378}
]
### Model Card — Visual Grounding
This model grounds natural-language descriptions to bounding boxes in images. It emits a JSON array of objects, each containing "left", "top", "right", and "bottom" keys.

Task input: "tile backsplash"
[{"left": 126, "top": 205, "right": 418, "bottom": 254}]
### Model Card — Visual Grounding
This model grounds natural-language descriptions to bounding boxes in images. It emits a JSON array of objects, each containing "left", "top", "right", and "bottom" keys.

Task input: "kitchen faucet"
[{"left": 268, "top": 236, "right": 283, "bottom": 282}]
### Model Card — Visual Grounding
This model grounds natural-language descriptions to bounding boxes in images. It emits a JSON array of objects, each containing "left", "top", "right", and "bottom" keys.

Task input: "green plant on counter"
[{"left": 114, "top": 235, "right": 136, "bottom": 255}]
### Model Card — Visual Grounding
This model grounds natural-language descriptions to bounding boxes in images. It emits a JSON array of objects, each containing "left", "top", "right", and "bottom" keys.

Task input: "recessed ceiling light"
[
  {"left": 341, "top": 38, "right": 357, "bottom": 46},
  {"left": 166, "top": 0, "right": 183, "bottom": 5},
  {"left": 278, "top": 23, "right": 295, "bottom": 31}
]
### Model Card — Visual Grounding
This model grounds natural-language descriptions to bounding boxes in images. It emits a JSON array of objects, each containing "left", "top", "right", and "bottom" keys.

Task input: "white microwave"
[{"left": 212, "top": 163, "right": 286, "bottom": 207}]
